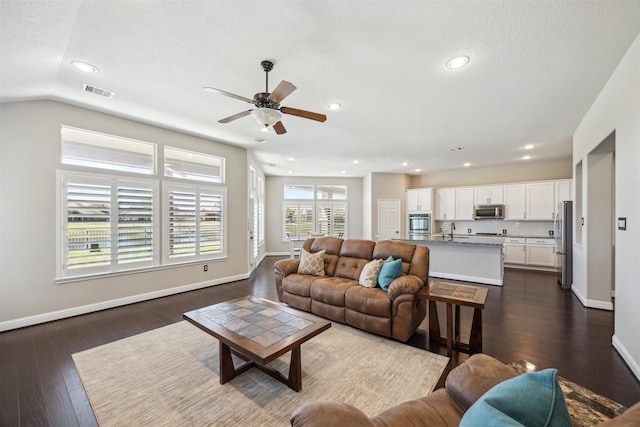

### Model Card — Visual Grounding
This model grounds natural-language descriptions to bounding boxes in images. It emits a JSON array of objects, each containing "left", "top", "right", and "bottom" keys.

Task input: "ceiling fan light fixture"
[
  {"left": 260, "top": 126, "right": 270, "bottom": 133},
  {"left": 71, "top": 60, "right": 99, "bottom": 73},
  {"left": 252, "top": 108, "right": 282, "bottom": 127}
]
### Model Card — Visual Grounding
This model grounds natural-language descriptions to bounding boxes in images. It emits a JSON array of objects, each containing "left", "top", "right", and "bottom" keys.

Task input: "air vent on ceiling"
[
  {"left": 254, "top": 138, "right": 270, "bottom": 144},
  {"left": 82, "top": 83, "right": 115, "bottom": 98}
]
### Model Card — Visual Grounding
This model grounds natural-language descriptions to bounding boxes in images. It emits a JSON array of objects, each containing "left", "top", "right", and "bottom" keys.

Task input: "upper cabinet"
[
  {"left": 406, "top": 188, "right": 433, "bottom": 213},
  {"left": 435, "top": 188, "right": 456, "bottom": 220},
  {"left": 504, "top": 184, "right": 526, "bottom": 220},
  {"left": 555, "top": 180, "right": 571, "bottom": 205},
  {"left": 526, "top": 181, "right": 555, "bottom": 220},
  {"left": 455, "top": 187, "right": 475, "bottom": 220},
  {"left": 474, "top": 186, "right": 504, "bottom": 205}
]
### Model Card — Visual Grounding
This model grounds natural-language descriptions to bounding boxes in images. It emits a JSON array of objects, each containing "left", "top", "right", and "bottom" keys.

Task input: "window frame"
[{"left": 57, "top": 171, "right": 160, "bottom": 279}]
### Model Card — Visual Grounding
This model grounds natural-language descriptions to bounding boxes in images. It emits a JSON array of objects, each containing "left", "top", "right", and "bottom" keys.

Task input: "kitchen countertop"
[{"left": 396, "top": 234, "right": 554, "bottom": 247}]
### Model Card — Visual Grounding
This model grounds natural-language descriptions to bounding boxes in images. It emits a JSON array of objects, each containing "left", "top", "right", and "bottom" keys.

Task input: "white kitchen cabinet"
[
  {"left": 503, "top": 238, "right": 526, "bottom": 264},
  {"left": 526, "top": 238, "right": 556, "bottom": 267},
  {"left": 406, "top": 188, "right": 433, "bottom": 213},
  {"left": 526, "top": 182, "right": 555, "bottom": 220},
  {"left": 435, "top": 188, "right": 456, "bottom": 220},
  {"left": 474, "top": 186, "right": 504, "bottom": 205},
  {"left": 555, "top": 180, "right": 571, "bottom": 205},
  {"left": 504, "top": 184, "right": 526, "bottom": 220},
  {"left": 455, "top": 187, "right": 475, "bottom": 220}
]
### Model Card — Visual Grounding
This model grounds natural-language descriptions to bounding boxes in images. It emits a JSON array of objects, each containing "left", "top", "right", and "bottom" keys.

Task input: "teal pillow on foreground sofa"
[
  {"left": 377, "top": 257, "right": 403, "bottom": 291},
  {"left": 460, "top": 369, "right": 572, "bottom": 427}
]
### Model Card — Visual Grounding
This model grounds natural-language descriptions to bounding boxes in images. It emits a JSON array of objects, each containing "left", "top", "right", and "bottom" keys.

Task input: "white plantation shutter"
[
  {"left": 317, "top": 202, "right": 348, "bottom": 237},
  {"left": 117, "top": 182, "right": 156, "bottom": 265},
  {"left": 283, "top": 202, "right": 315, "bottom": 239},
  {"left": 165, "top": 183, "right": 226, "bottom": 262},
  {"left": 200, "top": 190, "right": 224, "bottom": 255},
  {"left": 60, "top": 173, "right": 158, "bottom": 278}
]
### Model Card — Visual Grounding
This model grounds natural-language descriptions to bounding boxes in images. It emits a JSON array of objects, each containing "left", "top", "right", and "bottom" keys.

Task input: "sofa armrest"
[
  {"left": 600, "top": 401, "right": 640, "bottom": 426},
  {"left": 387, "top": 274, "right": 425, "bottom": 301},
  {"left": 275, "top": 258, "right": 300, "bottom": 277},
  {"left": 291, "top": 401, "right": 375, "bottom": 427}
]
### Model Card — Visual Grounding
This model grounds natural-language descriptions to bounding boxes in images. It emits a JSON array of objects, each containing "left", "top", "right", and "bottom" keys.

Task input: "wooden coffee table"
[
  {"left": 183, "top": 296, "right": 330, "bottom": 392},
  {"left": 417, "top": 281, "right": 488, "bottom": 356}
]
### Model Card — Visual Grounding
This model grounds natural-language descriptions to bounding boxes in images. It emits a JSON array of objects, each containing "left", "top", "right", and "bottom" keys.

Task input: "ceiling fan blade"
[
  {"left": 203, "top": 87, "right": 255, "bottom": 104},
  {"left": 281, "top": 106, "right": 327, "bottom": 122},
  {"left": 273, "top": 121, "right": 287, "bottom": 135},
  {"left": 268, "top": 81, "right": 297, "bottom": 103},
  {"left": 218, "top": 110, "right": 253, "bottom": 123}
]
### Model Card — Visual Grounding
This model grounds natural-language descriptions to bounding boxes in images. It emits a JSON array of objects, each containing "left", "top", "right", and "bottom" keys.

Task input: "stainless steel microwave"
[{"left": 474, "top": 205, "right": 505, "bottom": 220}]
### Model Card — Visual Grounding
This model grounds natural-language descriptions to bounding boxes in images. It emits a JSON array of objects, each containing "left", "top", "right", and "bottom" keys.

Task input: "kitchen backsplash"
[{"left": 435, "top": 219, "right": 554, "bottom": 237}]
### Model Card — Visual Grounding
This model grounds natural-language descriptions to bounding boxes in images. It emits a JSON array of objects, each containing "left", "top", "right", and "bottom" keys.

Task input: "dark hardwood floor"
[{"left": 1, "top": 257, "right": 639, "bottom": 426}]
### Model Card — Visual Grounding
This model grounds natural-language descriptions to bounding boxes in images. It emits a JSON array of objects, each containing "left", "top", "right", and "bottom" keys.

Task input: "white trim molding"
[
  {"left": 612, "top": 334, "right": 640, "bottom": 381},
  {"left": 0, "top": 273, "right": 249, "bottom": 332},
  {"left": 571, "top": 285, "right": 614, "bottom": 311}
]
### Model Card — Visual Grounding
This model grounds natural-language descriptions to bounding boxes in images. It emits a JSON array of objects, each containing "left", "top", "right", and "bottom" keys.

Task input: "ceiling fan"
[{"left": 203, "top": 60, "right": 327, "bottom": 135}]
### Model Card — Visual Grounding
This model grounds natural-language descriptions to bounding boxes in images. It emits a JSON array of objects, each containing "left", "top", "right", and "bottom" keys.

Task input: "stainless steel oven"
[{"left": 408, "top": 213, "right": 431, "bottom": 239}]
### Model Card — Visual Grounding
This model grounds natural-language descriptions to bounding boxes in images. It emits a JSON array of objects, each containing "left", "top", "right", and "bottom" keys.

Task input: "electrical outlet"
[
  {"left": 203, "top": 264, "right": 208, "bottom": 272},
  {"left": 549, "top": 230, "right": 554, "bottom": 236},
  {"left": 502, "top": 229, "right": 507, "bottom": 235}
]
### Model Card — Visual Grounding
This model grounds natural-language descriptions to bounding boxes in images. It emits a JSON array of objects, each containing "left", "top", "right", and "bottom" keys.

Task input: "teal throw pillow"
[
  {"left": 377, "top": 257, "right": 403, "bottom": 291},
  {"left": 460, "top": 369, "right": 572, "bottom": 427}
]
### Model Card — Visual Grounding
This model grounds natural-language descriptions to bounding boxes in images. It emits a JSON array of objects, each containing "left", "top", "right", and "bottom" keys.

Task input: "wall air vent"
[{"left": 82, "top": 84, "right": 115, "bottom": 98}]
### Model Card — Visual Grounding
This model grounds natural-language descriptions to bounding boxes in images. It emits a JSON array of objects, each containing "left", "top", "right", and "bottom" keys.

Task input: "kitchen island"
[{"left": 395, "top": 235, "right": 504, "bottom": 286}]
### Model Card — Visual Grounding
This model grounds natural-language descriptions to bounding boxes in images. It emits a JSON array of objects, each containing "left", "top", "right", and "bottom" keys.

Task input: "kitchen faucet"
[{"left": 450, "top": 222, "right": 456, "bottom": 239}]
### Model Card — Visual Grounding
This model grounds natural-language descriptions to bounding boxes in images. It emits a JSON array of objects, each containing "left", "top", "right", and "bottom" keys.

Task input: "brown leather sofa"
[
  {"left": 274, "top": 237, "right": 429, "bottom": 342},
  {"left": 290, "top": 354, "right": 640, "bottom": 427}
]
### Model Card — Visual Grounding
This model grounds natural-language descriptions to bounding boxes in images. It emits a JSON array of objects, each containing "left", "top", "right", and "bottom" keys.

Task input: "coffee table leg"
[
  {"left": 219, "top": 341, "right": 236, "bottom": 384},
  {"left": 288, "top": 346, "right": 302, "bottom": 392}
]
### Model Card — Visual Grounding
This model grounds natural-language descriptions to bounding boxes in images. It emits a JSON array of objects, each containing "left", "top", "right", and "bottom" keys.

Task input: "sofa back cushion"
[
  {"left": 333, "top": 240, "right": 376, "bottom": 280},
  {"left": 303, "top": 237, "right": 344, "bottom": 277}
]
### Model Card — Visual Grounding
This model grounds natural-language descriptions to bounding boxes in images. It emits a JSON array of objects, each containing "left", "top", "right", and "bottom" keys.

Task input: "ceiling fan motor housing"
[{"left": 253, "top": 92, "right": 280, "bottom": 109}]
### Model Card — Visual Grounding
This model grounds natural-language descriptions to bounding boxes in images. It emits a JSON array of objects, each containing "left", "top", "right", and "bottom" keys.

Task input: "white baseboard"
[
  {"left": 571, "top": 285, "right": 614, "bottom": 311},
  {"left": 0, "top": 272, "right": 249, "bottom": 332},
  {"left": 430, "top": 271, "right": 503, "bottom": 286},
  {"left": 612, "top": 334, "right": 640, "bottom": 382},
  {"left": 266, "top": 251, "right": 290, "bottom": 256}
]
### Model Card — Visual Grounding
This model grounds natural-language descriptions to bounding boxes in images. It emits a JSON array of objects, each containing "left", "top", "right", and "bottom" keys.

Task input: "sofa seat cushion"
[
  {"left": 283, "top": 274, "right": 321, "bottom": 297},
  {"left": 345, "top": 286, "right": 391, "bottom": 318},
  {"left": 310, "top": 277, "right": 359, "bottom": 306}
]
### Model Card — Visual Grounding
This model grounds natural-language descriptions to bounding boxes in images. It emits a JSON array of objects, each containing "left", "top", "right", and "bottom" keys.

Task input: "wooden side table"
[{"left": 417, "top": 281, "right": 488, "bottom": 356}]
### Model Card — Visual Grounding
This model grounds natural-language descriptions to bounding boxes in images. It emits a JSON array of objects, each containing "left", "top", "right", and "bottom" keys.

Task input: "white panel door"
[{"left": 378, "top": 199, "right": 401, "bottom": 240}]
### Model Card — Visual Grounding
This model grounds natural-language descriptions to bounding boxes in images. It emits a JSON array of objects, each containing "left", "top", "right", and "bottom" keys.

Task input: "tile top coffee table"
[{"left": 183, "top": 296, "right": 331, "bottom": 392}]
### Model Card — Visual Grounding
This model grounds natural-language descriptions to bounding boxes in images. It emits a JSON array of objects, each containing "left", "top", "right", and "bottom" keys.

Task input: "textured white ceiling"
[{"left": 2, "top": 1, "right": 640, "bottom": 177}]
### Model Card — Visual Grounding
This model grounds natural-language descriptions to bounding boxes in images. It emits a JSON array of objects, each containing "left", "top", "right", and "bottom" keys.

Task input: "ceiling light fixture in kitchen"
[
  {"left": 72, "top": 61, "right": 99, "bottom": 73},
  {"left": 522, "top": 155, "right": 532, "bottom": 160},
  {"left": 463, "top": 162, "right": 471, "bottom": 167},
  {"left": 524, "top": 144, "right": 536, "bottom": 150},
  {"left": 327, "top": 102, "right": 342, "bottom": 110}
]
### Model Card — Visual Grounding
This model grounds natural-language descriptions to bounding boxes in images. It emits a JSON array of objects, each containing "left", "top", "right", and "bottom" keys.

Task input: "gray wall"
[
  {"left": 573, "top": 32, "right": 640, "bottom": 379},
  {"left": 0, "top": 100, "right": 250, "bottom": 329}
]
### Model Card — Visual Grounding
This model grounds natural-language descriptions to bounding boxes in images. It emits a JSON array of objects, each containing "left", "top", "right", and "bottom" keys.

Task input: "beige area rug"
[{"left": 73, "top": 321, "right": 449, "bottom": 426}]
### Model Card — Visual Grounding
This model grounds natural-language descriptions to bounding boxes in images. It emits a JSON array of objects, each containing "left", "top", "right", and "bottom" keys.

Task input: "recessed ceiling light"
[
  {"left": 71, "top": 61, "right": 99, "bottom": 73},
  {"left": 463, "top": 162, "right": 471, "bottom": 167},
  {"left": 288, "top": 170, "right": 293, "bottom": 174},
  {"left": 445, "top": 55, "right": 470, "bottom": 70},
  {"left": 522, "top": 155, "right": 532, "bottom": 160},
  {"left": 524, "top": 144, "right": 536, "bottom": 150},
  {"left": 353, "top": 160, "right": 359, "bottom": 164},
  {"left": 327, "top": 102, "right": 342, "bottom": 110},
  {"left": 402, "top": 162, "right": 409, "bottom": 166},
  {"left": 288, "top": 157, "right": 295, "bottom": 161},
  {"left": 341, "top": 170, "right": 347, "bottom": 174},
  {"left": 415, "top": 168, "right": 421, "bottom": 172}
]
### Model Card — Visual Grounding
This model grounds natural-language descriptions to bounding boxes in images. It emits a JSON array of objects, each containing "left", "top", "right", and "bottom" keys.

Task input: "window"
[
  {"left": 283, "top": 184, "right": 348, "bottom": 239},
  {"left": 164, "top": 183, "right": 226, "bottom": 262},
  {"left": 58, "top": 126, "right": 229, "bottom": 281},
  {"left": 60, "top": 172, "right": 158, "bottom": 278},
  {"left": 61, "top": 126, "right": 155, "bottom": 174},
  {"left": 164, "top": 147, "right": 225, "bottom": 183},
  {"left": 257, "top": 177, "right": 265, "bottom": 245},
  {"left": 283, "top": 202, "right": 315, "bottom": 239},
  {"left": 284, "top": 185, "right": 314, "bottom": 199}
]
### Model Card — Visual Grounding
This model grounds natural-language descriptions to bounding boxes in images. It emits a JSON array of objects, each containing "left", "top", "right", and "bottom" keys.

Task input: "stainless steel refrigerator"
[{"left": 554, "top": 201, "right": 573, "bottom": 289}]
